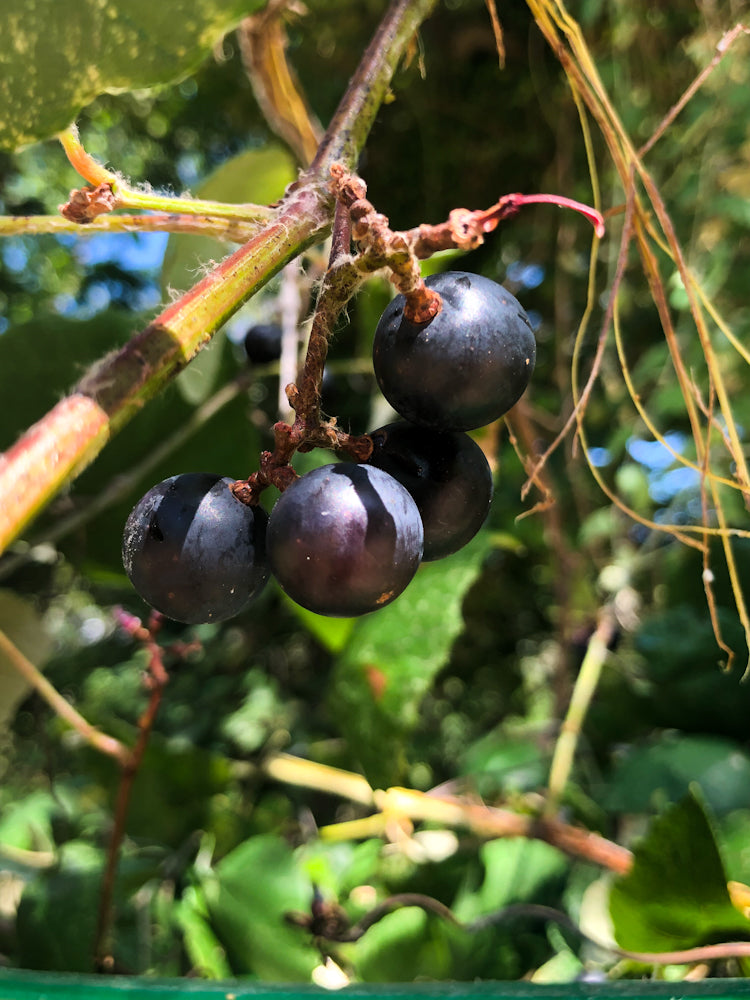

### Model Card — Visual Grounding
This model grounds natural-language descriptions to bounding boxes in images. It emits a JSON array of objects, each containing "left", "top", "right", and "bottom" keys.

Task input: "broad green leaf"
[
  {"left": 604, "top": 734, "right": 750, "bottom": 816},
  {"left": 609, "top": 792, "right": 750, "bottom": 952},
  {"left": 330, "top": 533, "right": 491, "bottom": 788},
  {"left": 0, "top": 590, "right": 53, "bottom": 730},
  {"left": 0, "top": 789, "right": 57, "bottom": 852},
  {"left": 453, "top": 839, "right": 568, "bottom": 925},
  {"left": 200, "top": 834, "right": 318, "bottom": 980},
  {"left": 0, "top": 0, "right": 265, "bottom": 150},
  {"left": 161, "top": 145, "right": 296, "bottom": 404},
  {"left": 460, "top": 733, "right": 550, "bottom": 799}
]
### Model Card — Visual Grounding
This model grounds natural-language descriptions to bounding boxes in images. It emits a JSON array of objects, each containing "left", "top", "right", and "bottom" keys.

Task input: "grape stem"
[
  {"left": 94, "top": 610, "right": 201, "bottom": 971},
  {"left": 231, "top": 199, "right": 374, "bottom": 503},
  {"left": 231, "top": 169, "right": 606, "bottom": 502}
]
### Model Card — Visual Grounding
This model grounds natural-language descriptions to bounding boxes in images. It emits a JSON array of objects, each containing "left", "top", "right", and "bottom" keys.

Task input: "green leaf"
[
  {"left": 350, "top": 906, "right": 461, "bottom": 983},
  {"left": 175, "top": 885, "right": 232, "bottom": 980},
  {"left": 609, "top": 792, "right": 750, "bottom": 952},
  {"left": 161, "top": 145, "right": 296, "bottom": 298},
  {"left": 460, "top": 733, "right": 550, "bottom": 799},
  {"left": 0, "top": 590, "right": 53, "bottom": 731},
  {"left": 200, "top": 834, "right": 318, "bottom": 980},
  {"left": 16, "top": 841, "right": 160, "bottom": 972},
  {"left": 0, "top": 0, "right": 265, "bottom": 150},
  {"left": 0, "top": 789, "right": 57, "bottom": 853},
  {"left": 453, "top": 839, "right": 568, "bottom": 925},
  {"left": 161, "top": 145, "right": 296, "bottom": 404},
  {"left": 330, "top": 533, "right": 491, "bottom": 788}
]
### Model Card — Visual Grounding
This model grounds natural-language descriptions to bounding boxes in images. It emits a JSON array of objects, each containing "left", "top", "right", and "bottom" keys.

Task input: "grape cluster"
[{"left": 123, "top": 272, "right": 535, "bottom": 622}]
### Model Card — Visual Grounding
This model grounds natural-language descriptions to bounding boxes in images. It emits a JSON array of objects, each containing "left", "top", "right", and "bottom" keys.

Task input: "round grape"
[
  {"left": 243, "top": 322, "right": 282, "bottom": 364},
  {"left": 372, "top": 271, "right": 536, "bottom": 431},
  {"left": 122, "top": 473, "right": 269, "bottom": 624},
  {"left": 267, "top": 463, "right": 423, "bottom": 617},
  {"left": 366, "top": 421, "right": 493, "bottom": 560}
]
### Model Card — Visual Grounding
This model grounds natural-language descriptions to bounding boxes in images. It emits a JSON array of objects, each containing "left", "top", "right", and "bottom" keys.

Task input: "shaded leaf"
[
  {"left": 350, "top": 907, "right": 461, "bottom": 983},
  {"left": 175, "top": 885, "right": 232, "bottom": 980},
  {"left": 160, "top": 145, "right": 296, "bottom": 405},
  {"left": 200, "top": 834, "right": 318, "bottom": 980},
  {"left": 609, "top": 792, "right": 750, "bottom": 952},
  {"left": 0, "top": 0, "right": 265, "bottom": 150},
  {"left": 605, "top": 734, "right": 750, "bottom": 816},
  {"left": 453, "top": 839, "right": 568, "bottom": 925},
  {"left": 16, "top": 841, "right": 160, "bottom": 972},
  {"left": 0, "top": 312, "right": 136, "bottom": 454}
]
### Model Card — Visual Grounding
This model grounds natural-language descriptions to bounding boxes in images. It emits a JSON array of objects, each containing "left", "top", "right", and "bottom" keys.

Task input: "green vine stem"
[
  {"left": 58, "top": 126, "right": 275, "bottom": 225},
  {"left": 0, "top": 0, "right": 439, "bottom": 555},
  {"left": 0, "top": 188, "right": 326, "bottom": 552},
  {"left": 545, "top": 611, "right": 617, "bottom": 815},
  {"left": 0, "top": 212, "right": 265, "bottom": 241},
  {"left": 0, "top": 372, "right": 256, "bottom": 580}
]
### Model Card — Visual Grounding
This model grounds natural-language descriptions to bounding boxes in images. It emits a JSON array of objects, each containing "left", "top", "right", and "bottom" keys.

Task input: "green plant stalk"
[
  {"left": 0, "top": 213, "right": 264, "bottom": 241},
  {"left": 0, "top": 188, "right": 326, "bottom": 554},
  {"left": 0, "top": 0, "right": 439, "bottom": 556},
  {"left": 58, "top": 126, "right": 274, "bottom": 224},
  {"left": 545, "top": 613, "right": 615, "bottom": 815}
]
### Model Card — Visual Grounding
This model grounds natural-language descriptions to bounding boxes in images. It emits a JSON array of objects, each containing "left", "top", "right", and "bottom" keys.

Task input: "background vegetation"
[{"left": 1, "top": 0, "right": 750, "bottom": 985}]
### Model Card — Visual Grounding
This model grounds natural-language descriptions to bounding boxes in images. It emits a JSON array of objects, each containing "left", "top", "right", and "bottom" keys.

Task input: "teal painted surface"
[{"left": 4, "top": 972, "right": 750, "bottom": 1000}]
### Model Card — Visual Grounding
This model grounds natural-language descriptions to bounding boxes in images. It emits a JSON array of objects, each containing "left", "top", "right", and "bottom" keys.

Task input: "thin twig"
[
  {"left": 0, "top": 627, "right": 129, "bottom": 764},
  {"left": 638, "top": 24, "right": 750, "bottom": 158},
  {"left": 94, "top": 611, "right": 177, "bottom": 970},
  {"left": 262, "top": 752, "right": 633, "bottom": 874},
  {"left": 290, "top": 892, "right": 750, "bottom": 969}
]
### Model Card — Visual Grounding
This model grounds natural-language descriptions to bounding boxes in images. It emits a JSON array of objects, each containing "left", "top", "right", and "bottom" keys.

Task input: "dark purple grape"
[
  {"left": 243, "top": 322, "right": 282, "bottom": 364},
  {"left": 372, "top": 271, "right": 536, "bottom": 431},
  {"left": 267, "top": 463, "right": 423, "bottom": 617},
  {"left": 366, "top": 421, "right": 493, "bottom": 561},
  {"left": 122, "top": 473, "right": 269, "bottom": 624}
]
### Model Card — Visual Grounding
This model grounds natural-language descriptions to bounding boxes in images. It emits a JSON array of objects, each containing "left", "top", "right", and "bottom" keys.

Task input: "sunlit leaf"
[
  {"left": 609, "top": 792, "right": 750, "bottom": 952},
  {"left": 0, "top": 0, "right": 265, "bottom": 150},
  {"left": 330, "top": 533, "right": 492, "bottom": 787}
]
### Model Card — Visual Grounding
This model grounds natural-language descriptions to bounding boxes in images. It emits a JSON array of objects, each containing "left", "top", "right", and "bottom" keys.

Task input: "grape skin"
[
  {"left": 122, "top": 473, "right": 269, "bottom": 624},
  {"left": 372, "top": 271, "right": 536, "bottom": 431},
  {"left": 267, "top": 463, "right": 424, "bottom": 617},
  {"left": 366, "top": 421, "right": 493, "bottom": 561}
]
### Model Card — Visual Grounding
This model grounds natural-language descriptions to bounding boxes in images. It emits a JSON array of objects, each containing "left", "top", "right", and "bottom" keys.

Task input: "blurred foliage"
[{"left": 1, "top": 0, "right": 750, "bottom": 988}]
